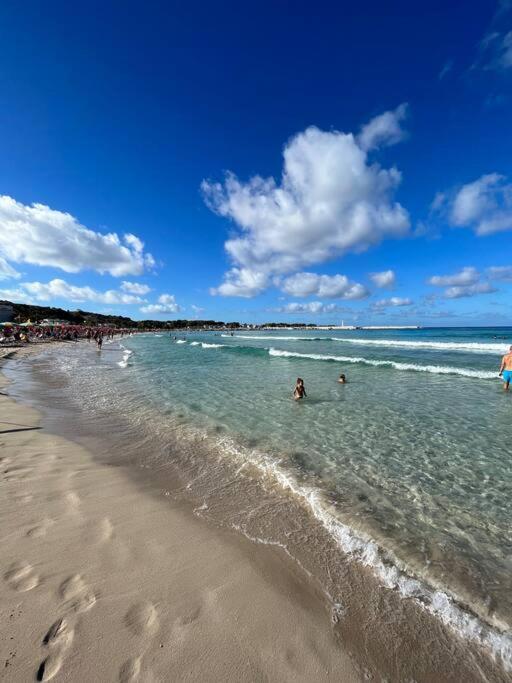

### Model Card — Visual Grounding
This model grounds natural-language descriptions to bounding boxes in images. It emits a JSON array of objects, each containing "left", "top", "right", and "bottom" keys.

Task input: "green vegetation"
[{"left": 0, "top": 300, "right": 229, "bottom": 329}]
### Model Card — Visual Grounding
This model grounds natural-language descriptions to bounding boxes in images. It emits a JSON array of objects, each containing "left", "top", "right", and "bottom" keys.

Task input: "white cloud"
[
  {"left": 276, "top": 301, "right": 345, "bottom": 315},
  {"left": 0, "top": 257, "right": 20, "bottom": 281},
  {"left": 449, "top": 174, "right": 512, "bottom": 235},
  {"left": 140, "top": 293, "right": 182, "bottom": 315},
  {"left": 211, "top": 268, "right": 268, "bottom": 298},
  {"left": 444, "top": 282, "right": 497, "bottom": 299},
  {"left": 474, "top": 29, "right": 512, "bottom": 72},
  {"left": 373, "top": 297, "right": 413, "bottom": 308},
  {"left": 20, "top": 278, "right": 146, "bottom": 305},
  {"left": 427, "top": 267, "right": 498, "bottom": 299},
  {"left": 280, "top": 272, "right": 369, "bottom": 299},
  {"left": 357, "top": 103, "right": 408, "bottom": 151},
  {"left": 0, "top": 195, "right": 155, "bottom": 276},
  {"left": 120, "top": 281, "right": 152, "bottom": 295},
  {"left": 0, "top": 286, "right": 30, "bottom": 303},
  {"left": 487, "top": 265, "right": 512, "bottom": 281},
  {"left": 369, "top": 269, "right": 396, "bottom": 288},
  {"left": 203, "top": 107, "right": 410, "bottom": 297},
  {"left": 428, "top": 267, "right": 480, "bottom": 287},
  {"left": 191, "top": 304, "right": 205, "bottom": 315},
  {"left": 438, "top": 60, "right": 453, "bottom": 80}
]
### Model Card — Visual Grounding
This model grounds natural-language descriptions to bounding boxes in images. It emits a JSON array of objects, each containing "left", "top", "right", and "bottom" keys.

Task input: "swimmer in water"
[
  {"left": 499, "top": 345, "right": 512, "bottom": 391},
  {"left": 293, "top": 377, "right": 307, "bottom": 400},
  {"left": 338, "top": 373, "right": 346, "bottom": 384}
]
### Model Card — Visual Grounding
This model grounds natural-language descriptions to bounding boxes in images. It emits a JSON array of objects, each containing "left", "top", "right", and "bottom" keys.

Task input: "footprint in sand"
[
  {"left": 4, "top": 561, "right": 39, "bottom": 592},
  {"left": 27, "top": 519, "right": 54, "bottom": 538},
  {"left": 86, "top": 516, "right": 114, "bottom": 545},
  {"left": 36, "top": 653, "right": 63, "bottom": 681},
  {"left": 65, "top": 491, "right": 81, "bottom": 508},
  {"left": 124, "top": 602, "right": 159, "bottom": 636},
  {"left": 59, "top": 574, "right": 97, "bottom": 613},
  {"left": 4, "top": 466, "right": 33, "bottom": 481},
  {"left": 119, "top": 656, "right": 142, "bottom": 683},
  {"left": 98, "top": 517, "right": 114, "bottom": 542},
  {"left": 43, "top": 616, "right": 74, "bottom": 649}
]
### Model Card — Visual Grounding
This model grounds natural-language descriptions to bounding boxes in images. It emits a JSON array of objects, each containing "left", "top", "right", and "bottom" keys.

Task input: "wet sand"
[{"left": 0, "top": 346, "right": 360, "bottom": 682}]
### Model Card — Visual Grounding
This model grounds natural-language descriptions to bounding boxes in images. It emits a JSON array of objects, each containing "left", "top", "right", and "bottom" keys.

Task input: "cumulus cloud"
[
  {"left": 487, "top": 265, "right": 512, "bottom": 281},
  {"left": 428, "top": 267, "right": 480, "bottom": 287},
  {"left": 444, "top": 282, "right": 497, "bottom": 299},
  {"left": 0, "top": 257, "right": 20, "bottom": 281},
  {"left": 427, "top": 267, "right": 497, "bottom": 299},
  {"left": 431, "top": 174, "right": 512, "bottom": 235},
  {"left": 120, "top": 281, "right": 152, "bottom": 295},
  {"left": 140, "top": 294, "right": 182, "bottom": 315},
  {"left": 0, "top": 195, "right": 155, "bottom": 276},
  {"left": 0, "top": 286, "right": 30, "bottom": 303},
  {"left": 20, "top": 278, "right": 146, "bottom": 305},
  {"left": 369, "top": 269, "right": 395, "bottom": 288},
  {"left": 373, "top": 297, "right": 413, "bottom": 308},
  {"left": 357, "top": 103, "right": 408, "bottom": 151},
  {"left": 280, "top": 272, "right": 369, "bottom": 299},
  {"left": 203, "top": 107, "right": 410, "bottom": 297},
  {"left": 275, "top": 301, "right": 345, "bottom": 315}
]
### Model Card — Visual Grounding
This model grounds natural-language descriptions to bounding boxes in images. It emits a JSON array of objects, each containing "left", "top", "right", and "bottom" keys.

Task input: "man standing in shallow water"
[{"left": 499, "top": 346, "right": 512, "bottom": 390}]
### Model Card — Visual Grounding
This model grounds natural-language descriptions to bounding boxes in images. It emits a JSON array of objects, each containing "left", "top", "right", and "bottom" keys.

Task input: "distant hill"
[{"left": 0, "top": 300, "right": 230, "bottom": 329}]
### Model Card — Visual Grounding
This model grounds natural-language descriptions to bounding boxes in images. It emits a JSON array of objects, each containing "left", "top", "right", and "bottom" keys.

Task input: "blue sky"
[{"left": 0, "top": 0, "right": 511, "bottom": 325}]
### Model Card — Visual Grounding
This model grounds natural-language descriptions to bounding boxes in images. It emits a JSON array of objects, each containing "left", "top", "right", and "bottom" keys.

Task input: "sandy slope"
[{"left": 0, "top": 352, "right": 360, "bottom": 682}]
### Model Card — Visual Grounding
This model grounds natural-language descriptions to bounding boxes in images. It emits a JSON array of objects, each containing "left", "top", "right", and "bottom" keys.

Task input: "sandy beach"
[{"left": 0, "top": 346, "right": 360, "bottom": 682}]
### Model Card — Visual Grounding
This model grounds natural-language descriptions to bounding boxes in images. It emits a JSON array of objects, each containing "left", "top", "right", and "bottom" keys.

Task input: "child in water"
[
  {"left": 338, "top": 373, "right": 346, "bottom": 384},
  {"left": 293, "top": 377, "right": 307, "bottom": 400}
]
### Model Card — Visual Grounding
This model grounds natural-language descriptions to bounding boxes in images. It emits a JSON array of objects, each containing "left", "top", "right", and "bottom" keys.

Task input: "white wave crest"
[
  {"left": 201, "top": 342, "right": 225, "bottom": 348},
  {"left": 117, "top": 349, "right": 133, "bottom": 369},
  {"left": 222, "top": 334, "right": 314, "bottom": 341},
  {"left": 210, "top": 430, "right": 512, "bottom": 669},
  {"left": 268, "top": 348, "right": 497, "bottom": 379},
  {"left": 224, "top": 334, "right": 509, "bottom": 354},
  {"left": 175, "top": 339, "right": 187, "bottom": 344},
  {"left": 331, "top": 338, "right": 509, "bottom": 354}
]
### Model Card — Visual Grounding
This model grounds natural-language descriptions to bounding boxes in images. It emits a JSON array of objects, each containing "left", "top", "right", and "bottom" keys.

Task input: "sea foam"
[{"left": 268, "top": 348, "right": 497, "bottom": 379}]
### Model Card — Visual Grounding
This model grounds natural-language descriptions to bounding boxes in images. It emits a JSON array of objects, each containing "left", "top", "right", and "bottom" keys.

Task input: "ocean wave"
[
  {"left": 331, "top": 338, "right": 509, "bottom": 353},
  {"left": 117, "top": 349, "right": 133, "bottom": 369},
  {"left": 268, "top": 348, "right": 497, "bottom": 379},
  {"left": 175, "top": 339, "right": 187, "bottom": 344},
  {"left": 210, "top": 430, "right": 512, "bottom": 669},
  {"left": 189, "top": 341, "right": 226, "bottom": 348},
  {"left": 222, "top": 334, "right": 319, "bottom": 341},
  {"left": 223, "top": 334, "right": 509, "bottom": 354}
]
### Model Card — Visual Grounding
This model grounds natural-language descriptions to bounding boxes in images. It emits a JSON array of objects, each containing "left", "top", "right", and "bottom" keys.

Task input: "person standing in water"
[
  {"left": 293, "top": 378, "right": 307, "bottom": 400},
  {"left": 499, "top": 346, "right": 512, "bottom": 391},
  {"left": 338, "top": 373, "right": 346, "bottom": 384}
]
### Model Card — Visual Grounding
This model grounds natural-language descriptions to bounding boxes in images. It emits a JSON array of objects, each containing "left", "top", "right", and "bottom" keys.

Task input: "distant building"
[
  {"left": 0, "top": 303, "right": 14, "bottom": 323},
  {"left": 41, "top": 318, "right": 68, "bottom": 326}
]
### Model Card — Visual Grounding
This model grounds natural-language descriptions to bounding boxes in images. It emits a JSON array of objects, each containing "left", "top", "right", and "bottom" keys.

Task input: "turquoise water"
[{"left": 48, "top": 327, "right": 512, "bottom": 664}]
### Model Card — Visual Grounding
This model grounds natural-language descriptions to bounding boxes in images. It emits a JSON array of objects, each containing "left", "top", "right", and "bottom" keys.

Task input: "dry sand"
[{"left": 0, "top": 347, "right": 361, "bottom": 682}]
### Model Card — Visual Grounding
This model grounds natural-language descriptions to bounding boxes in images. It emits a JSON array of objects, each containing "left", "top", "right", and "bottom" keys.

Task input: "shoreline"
[
  {"left": 1, "top": 343, "right": 509, "bottom": 681},
  {"left": 0, "top": 346, "right": 360, "bottom": 681}
]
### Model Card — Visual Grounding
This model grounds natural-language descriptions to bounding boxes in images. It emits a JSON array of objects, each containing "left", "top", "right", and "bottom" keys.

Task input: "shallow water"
[{"left": 25, "top": 327, "right": 512, "bottom": 669}]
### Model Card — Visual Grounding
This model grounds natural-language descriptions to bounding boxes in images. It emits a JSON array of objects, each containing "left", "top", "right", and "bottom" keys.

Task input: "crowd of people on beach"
[{"left": 0, "top": 323, "right": 138, "bottom": 347}]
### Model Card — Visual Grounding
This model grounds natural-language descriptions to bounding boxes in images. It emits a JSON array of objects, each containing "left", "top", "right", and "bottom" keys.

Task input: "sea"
[{"left": 12, "top": 326, "right": 512, "bottom": 673}]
